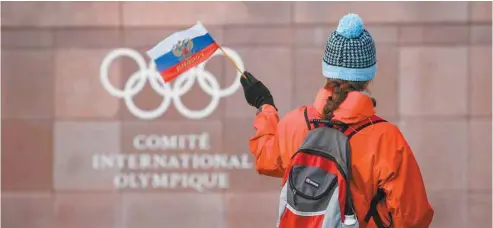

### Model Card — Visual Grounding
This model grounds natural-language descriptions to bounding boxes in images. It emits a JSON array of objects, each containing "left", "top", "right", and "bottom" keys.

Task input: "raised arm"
[
  {"left": 249, "top": 104, "right": 284, "bottom": 177},
  {"left": 240, "top": 71, "right": 285, "bottom": 177}
]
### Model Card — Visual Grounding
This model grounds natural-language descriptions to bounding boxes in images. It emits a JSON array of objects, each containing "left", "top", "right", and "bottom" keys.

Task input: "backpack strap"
[
  {"left": 342, "top": 115, "right": 387, "bottom": 139},
  {"left": 304, "top": 105, "right": 386, "bottom": 137},
  {"left": 304, "top": 105, "right": 349, "bottom": 131},
  {"left": 303, "top": 106, "right": 313, "bottom": 130},
  {"left": 342, "top": 116, "right": 391, "bottom": 228},
  {"left": 364, "top": 189, "right": 393, "bottom": 228}
]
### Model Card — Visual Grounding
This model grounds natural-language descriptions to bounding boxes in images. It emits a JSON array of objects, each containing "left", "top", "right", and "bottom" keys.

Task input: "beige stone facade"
[{"left": 1, "top": 2, "right": 492, "bottom": 228}]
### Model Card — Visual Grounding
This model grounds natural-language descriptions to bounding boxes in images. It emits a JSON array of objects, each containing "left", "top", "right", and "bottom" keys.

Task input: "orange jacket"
[{"left": 249, "top": 88, "right": 434, "bottom": 228}]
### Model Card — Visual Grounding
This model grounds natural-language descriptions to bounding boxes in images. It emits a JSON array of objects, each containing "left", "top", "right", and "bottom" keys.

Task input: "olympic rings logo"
[{"left": 100, "top": 48, "right": 244, "bottom": 120}]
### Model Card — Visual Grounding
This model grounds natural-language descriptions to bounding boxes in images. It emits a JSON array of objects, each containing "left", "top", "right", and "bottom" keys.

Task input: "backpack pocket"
[{"left": 288, "top": 164, "right": 338, "bottom": 212}]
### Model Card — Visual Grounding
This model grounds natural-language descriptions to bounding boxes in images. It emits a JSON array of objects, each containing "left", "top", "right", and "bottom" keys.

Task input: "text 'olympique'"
[{"left": 113, "top": 172, "right": 229, "bottom": 191}]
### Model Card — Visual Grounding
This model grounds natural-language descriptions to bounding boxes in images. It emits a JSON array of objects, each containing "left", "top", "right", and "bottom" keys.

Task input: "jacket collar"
[{"left": 313, "top": 88, "right": 376, "bottom": 124}]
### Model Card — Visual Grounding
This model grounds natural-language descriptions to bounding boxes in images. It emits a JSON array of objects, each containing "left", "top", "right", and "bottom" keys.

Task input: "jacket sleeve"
[
  {"left": 248, "top": 104, "right": 285, "bottom": 178},
  {"left": 375, "top": 125, "right": 434, "bottom": 228}
]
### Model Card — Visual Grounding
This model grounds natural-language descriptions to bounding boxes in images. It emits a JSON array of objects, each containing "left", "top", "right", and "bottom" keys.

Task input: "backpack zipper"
[
  {"left": 292, "top": 189, "right": 298, "bottom": 206},
  {"left": 291, "top": 149, "right": 348, "bottom": 181},
  {"left": 289, "top": 169, "right": 338, "bottom": 202}
]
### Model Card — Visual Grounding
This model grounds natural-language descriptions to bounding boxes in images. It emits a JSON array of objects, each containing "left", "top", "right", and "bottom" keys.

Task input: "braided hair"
[{"left": 322, "top": 79, "right": 371, "bottom": 120}]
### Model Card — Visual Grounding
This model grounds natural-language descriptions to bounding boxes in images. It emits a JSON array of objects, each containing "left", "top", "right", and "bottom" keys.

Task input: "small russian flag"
[{"left": 146, "top": 22, "right": 219, "bottom": 83}]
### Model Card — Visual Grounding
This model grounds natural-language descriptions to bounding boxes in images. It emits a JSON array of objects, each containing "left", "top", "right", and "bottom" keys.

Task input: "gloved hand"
[{"left": 240, "top": 71, "right": 276, "bottom": 110}]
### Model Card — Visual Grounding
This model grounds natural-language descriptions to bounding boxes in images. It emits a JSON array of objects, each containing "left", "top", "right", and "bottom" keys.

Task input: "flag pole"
[{"left": 218, "top": 46, "right": 246, "bottom": 79}]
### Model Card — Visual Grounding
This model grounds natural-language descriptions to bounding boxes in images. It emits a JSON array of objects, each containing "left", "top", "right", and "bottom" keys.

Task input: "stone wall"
[{"left": 1, "top": 2, "right": 491, "bottom": 228}]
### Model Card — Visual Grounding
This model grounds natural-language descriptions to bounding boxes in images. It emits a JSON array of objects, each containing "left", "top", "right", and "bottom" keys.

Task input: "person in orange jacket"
[{"left": 239, "top": 13, "right": 434, "bottom": 228}]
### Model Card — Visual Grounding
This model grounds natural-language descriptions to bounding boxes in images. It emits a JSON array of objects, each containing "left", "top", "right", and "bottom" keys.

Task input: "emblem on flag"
[{"left": 172, "top": 38, "right": 194, "bottom": 60}]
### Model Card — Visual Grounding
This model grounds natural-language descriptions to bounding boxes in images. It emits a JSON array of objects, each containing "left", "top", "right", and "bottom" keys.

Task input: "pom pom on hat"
[{"left": 336, "top": 13, "right": 364, "bottom": 39}]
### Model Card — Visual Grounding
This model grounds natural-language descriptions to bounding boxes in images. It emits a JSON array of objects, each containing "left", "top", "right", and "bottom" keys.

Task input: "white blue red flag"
[{"left": 146, "top": 22, "right": 219, "bottom": 83}]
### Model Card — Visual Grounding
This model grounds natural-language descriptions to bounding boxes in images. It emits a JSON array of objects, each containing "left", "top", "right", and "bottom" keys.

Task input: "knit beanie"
[{"left": 322, "top": 13, "right": 377, "bottom": 82}]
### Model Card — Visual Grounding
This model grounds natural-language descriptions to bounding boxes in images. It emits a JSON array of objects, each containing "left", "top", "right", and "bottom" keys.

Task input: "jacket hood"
[{"left": 313, "top": 88, "right": 376, "bottom": 124}]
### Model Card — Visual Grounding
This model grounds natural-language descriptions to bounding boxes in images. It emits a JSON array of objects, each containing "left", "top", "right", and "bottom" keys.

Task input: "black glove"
[{"left": 240, "top": 71, "right": 276, "bottom": 110}]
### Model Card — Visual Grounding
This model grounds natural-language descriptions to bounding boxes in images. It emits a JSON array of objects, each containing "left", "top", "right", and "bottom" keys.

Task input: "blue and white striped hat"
[{"left": 322, "top": 14, "right": 377, "bottom": 82}]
